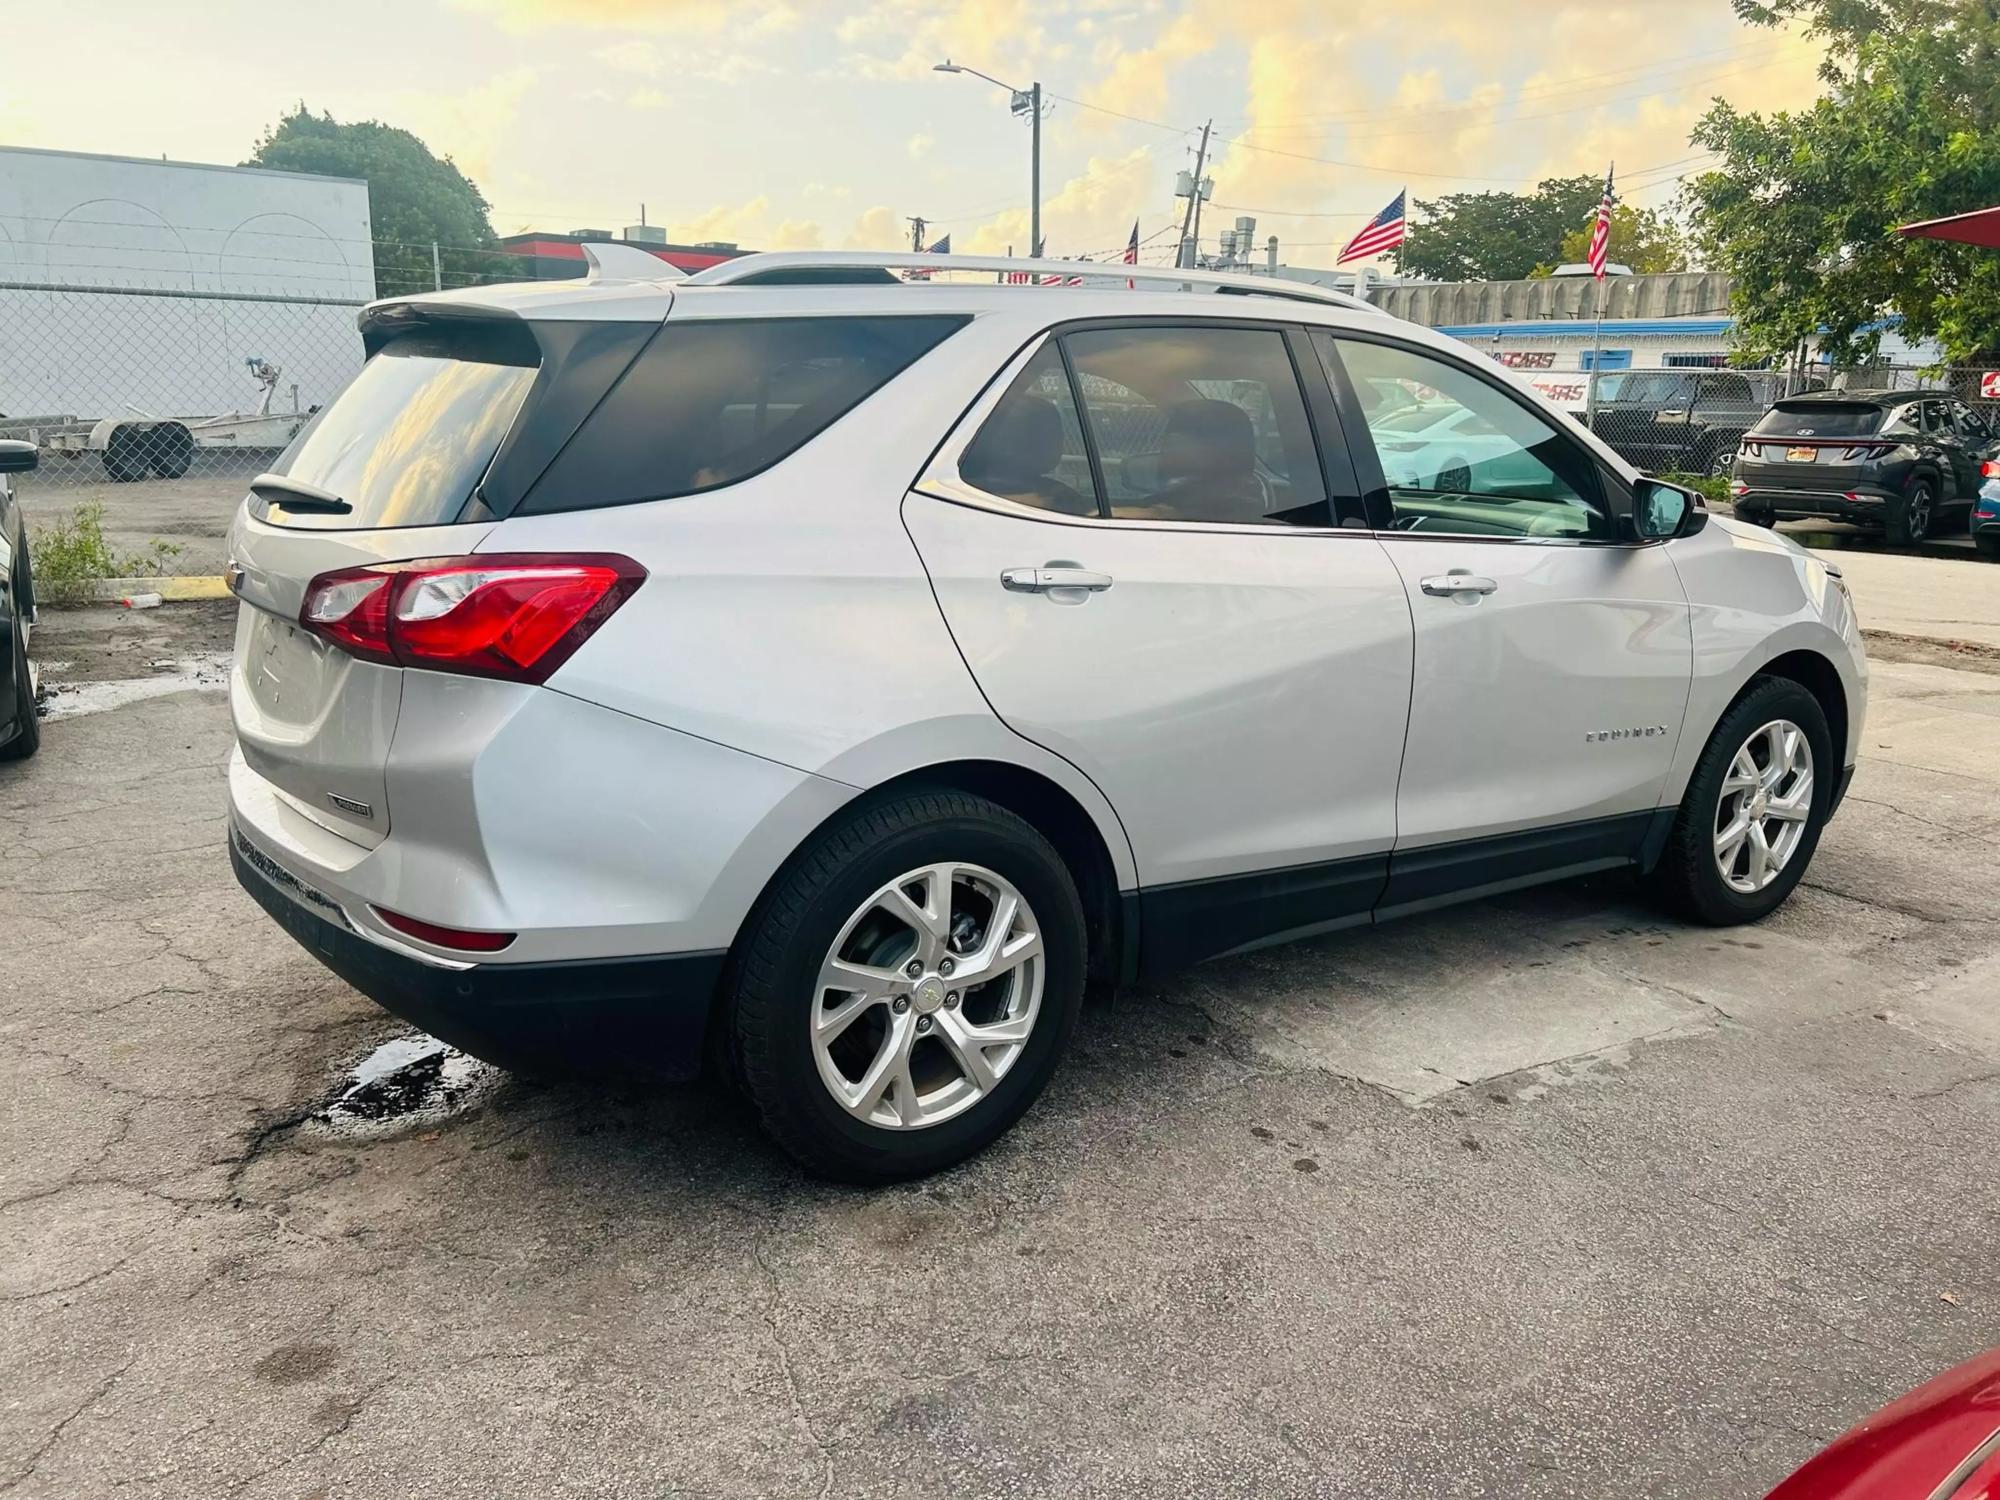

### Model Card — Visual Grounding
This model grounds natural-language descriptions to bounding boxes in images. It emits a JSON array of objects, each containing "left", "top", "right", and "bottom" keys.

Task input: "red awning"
[{"left": 1895, "top": 206, "right": 2000, "bottom": 248}]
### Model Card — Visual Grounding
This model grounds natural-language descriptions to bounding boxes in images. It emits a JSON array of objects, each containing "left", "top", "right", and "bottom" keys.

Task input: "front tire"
[
  {"left": 1651, "top": 678, "right": 1832, "bottom": 925},
  {"left": 1886, "top": 479, "right": 1935, "bottom": 546},
  {"left": 727, "top": 790, "right": 1086, "bottom": 1183}
]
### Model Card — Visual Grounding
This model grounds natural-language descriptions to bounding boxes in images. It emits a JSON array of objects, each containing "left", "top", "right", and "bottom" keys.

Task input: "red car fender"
[{"left": 1767, "top": 1349, "right": 2000, "bottom": 1499}]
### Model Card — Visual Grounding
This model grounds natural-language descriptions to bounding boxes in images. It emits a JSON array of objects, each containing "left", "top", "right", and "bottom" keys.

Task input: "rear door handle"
[
  {"left": 1001, "top": 567, "right": 1113, "bottom": 594},
  {"left": 1419, "top": 573, "right": 1499, "bottom": 596}
]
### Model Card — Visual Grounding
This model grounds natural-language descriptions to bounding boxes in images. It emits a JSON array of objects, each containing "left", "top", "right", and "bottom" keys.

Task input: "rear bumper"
[
  {"left": 231, "top": 830, "right": 725, "bottom": 1080},
  {"left": 1732, "top": 485, "right": 1892, "bottom": 521}
]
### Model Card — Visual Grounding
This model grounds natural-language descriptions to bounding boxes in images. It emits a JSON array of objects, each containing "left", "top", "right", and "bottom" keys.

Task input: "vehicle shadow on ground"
[{"left": 292, "top": 867, "right": 1687, "bottom": 1212}]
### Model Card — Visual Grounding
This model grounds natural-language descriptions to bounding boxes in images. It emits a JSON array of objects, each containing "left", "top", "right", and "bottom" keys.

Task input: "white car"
[{"left": 225, "top": 251, "right": 1867, "bottom": 1181}]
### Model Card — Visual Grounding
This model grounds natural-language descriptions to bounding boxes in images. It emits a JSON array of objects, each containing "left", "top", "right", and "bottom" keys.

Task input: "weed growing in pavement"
[{"left": 29, "top": 501, "right": 184, "bottom": 603}]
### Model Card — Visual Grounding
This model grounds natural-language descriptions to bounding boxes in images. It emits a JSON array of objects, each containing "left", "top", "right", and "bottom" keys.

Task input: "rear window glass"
[
  {"left": 1598, "top": 372, "right": 1695, "bottom": 405},
  {"left": 1750, "top": 402, "right": 1885, "bottom": 438},
  {"left": 260, "top": 325, "right": 538, "bottom": 530},
  {"left": 522, "top": 315, "right": 965, "bottom": 513}
]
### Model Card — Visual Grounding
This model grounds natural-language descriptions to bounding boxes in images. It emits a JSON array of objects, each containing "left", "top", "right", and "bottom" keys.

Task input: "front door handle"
[
  {"left": 1001, "top": 566, "right": 1113, "bottom": 594},
  {"left": 1419, "top": 573, "right": 1499, "bottom": 597}
]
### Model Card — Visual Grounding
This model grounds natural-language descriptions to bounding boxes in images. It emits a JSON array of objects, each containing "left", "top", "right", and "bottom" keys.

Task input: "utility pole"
[
  {"left": 1178, "top": 120, "right": 1212, "bottom": 269},
  {"left": 907, "top": 215, "right": 929, "bottom": 252},
  {"left": 431, "top": 241, "right": 442, "bottom": 290},
  {"left": 1029, "top": 81, "right": 1043, "bottom": 258}
]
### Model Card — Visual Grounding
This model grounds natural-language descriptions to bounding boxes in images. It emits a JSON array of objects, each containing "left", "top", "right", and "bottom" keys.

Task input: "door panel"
[
  {"left": 903, "top": 494, "right": 1414, "bottom": 891},
  {"left": 1376, "top": 536, "right": 1692, "bottom": 846}
]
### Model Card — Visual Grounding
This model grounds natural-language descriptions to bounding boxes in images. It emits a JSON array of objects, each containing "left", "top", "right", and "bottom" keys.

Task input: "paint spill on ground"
[
  {"left": 37, "top": 651, "right": 231, "bottom": 721},
  {"left": 313, "top": 1034, "right": 501, "bottom": 1138}
]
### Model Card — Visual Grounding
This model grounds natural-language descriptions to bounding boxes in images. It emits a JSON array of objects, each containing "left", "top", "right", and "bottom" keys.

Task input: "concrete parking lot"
[{"left": 5, "top": 573, "right": 2000, "bottom": 1496}]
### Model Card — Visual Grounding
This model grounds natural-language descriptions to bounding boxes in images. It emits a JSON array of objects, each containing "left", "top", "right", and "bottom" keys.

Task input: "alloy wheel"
[
  {"left": 1908, "top": 484, "right": 1934, "bottom": 540},
  {"left": 810, "top": 862, "right": 1044, "bottom": 1130},
  {"left": 1713, "top": 719, "right": 1815, "bottom": 894}
]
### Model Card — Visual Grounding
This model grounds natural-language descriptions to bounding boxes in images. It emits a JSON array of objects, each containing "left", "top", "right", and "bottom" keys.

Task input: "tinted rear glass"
[
  {"left": 1750, "top": 402, "right": 1885, "bottom": 438},
  {"left": 1598, "top": 373, "right": 1695, "bottom": 405},
  {"left": 259, "top": 325, "right": 538, "bottom": 530},
  {"left": 522, "top": 315, "right": 966, "bottom": 513}
]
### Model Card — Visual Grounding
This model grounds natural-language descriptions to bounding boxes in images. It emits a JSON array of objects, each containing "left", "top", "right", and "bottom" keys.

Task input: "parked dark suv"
[
  {"left": 1731, "top": 390, "right": 1996, "bottom": 546},
  {"left": 1593, "top": 369, "right": 1774, "bottom": 476}
]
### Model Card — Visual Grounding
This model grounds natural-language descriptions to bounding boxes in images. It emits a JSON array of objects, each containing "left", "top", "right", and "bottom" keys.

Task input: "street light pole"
[{"left": 935, "top": 60, "right": 1042, "bottom": 258}]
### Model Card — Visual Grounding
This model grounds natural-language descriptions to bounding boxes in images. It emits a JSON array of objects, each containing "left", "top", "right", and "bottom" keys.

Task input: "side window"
[
  {"left": 1330, "top": 337, "right": 1608, "bottom": 540},
  {"left": 1708, "top": 374, "right": 1754, "bottom": 404},
  {"left": 1959, "top": 402, "right": 1992, "bottom": 441},
  {"left": 523, "top": 315, "right": 965, "bottom": 513},
  {"left": 1061, "top": 326, "right": 1332, "bottom": 527},
  {"left": 1920, "top": 399, "right": 1950, "bottom": 435},
  {"left": 1883, "top": 402, "right": 1921, "bottom": 436},
  {"left": 958, "top": 343, "right": 1099, "bottom": 516}
]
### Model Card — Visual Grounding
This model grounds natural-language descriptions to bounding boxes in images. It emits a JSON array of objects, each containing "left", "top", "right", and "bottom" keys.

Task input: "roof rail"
[{"left": 680, "top": 250, "right": 1381, "bottom": 313}]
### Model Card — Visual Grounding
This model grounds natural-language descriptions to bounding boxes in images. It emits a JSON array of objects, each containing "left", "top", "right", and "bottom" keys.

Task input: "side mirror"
[
  {"left": 0, "top": 439, "right": 37, "bottom": 475},
  {"left": 1633, "top": 477, "right": 1705, "bottom": 540}
]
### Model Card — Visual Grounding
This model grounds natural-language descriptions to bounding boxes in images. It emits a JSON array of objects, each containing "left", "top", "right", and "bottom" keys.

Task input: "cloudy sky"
[{"left": 5, "top": 0, "right": 1826, "bottom": 269}]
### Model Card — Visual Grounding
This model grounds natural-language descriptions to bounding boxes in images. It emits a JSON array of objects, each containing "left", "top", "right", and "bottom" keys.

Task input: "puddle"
[
  {"left": 37, "top": 651, "right": 232, "bottom": 721},
  {"left": 312, "top": 1034, "right": 500, "bottom": 1138}
]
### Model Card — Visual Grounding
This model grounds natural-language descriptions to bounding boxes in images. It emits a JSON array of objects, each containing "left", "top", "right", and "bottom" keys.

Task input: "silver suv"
[{"left": 227, "top": 250, "right": 1867, "bottom": 1180}]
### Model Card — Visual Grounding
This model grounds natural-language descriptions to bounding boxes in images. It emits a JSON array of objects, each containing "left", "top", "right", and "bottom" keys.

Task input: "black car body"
[
  {"left": 1592, "top": 369, "right": 1777, "bottom": 476},
  {"left": 1, "top": 439, "right": 39, "bottom": 761},
  {"left": 1731, "top": 389, "right": 1995, "bottom": 546}
]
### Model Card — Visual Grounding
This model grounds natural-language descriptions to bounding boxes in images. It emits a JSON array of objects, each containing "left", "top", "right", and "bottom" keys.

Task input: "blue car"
[{"left": 1975, "top": 471, "right": 2000, "bottom": 559}]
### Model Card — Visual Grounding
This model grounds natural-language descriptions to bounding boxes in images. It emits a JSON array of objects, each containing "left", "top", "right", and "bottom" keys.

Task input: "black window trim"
[
  {"left": 929, "top": 315, "right": 1380, "bottom": 540},
  {"left": 1311, "top": 325, "right": 1648, "bottom": 548}
]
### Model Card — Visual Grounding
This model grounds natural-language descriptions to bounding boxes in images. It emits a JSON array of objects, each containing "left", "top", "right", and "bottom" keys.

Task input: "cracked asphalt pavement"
[{"left": 5, "top": 599, "right": 2000, "bottom": 1498}]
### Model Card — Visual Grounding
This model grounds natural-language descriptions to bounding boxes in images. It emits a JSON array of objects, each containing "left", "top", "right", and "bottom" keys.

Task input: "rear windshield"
[
  {"left": 1749, "top": 402, "right": 1885, "bottom": 438},
  {"left": 259, "top": 325, "right": 538, "bottom": 530},
  {"left": 521, "top": 315, "right": 966, "bottom": 514},
  {"left": 1597, "top": 372, "right": 1695, "bottom": 405}
]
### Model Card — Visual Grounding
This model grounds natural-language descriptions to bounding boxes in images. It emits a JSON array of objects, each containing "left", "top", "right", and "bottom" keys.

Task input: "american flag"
[
  {"left": 1587, "top": 165, "right": 1613, "bottom": 280},
  {"left": 1336, "top": 190, "right": 1406, "bottom": 266},
  {"left": 1124, "top": 219, "right": 1138, "bottom": 288}
]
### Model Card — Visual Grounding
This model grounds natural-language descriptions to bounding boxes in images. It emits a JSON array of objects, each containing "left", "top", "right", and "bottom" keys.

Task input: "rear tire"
[
  {"left": 148, "top": 423, "right": 193, "bottom": 480},
  {"left": 1651, "top": 678, "right": 1832, "bottom": 926},
  {"left": 1885, "top": 479, "right": 1935, "bottom": 546},
  {"left": 727, "top": 790, "right": 1086, "bottom": 1183},
  {"left": 1734, "top": 506, "right": 1775, "bottom": 529}
]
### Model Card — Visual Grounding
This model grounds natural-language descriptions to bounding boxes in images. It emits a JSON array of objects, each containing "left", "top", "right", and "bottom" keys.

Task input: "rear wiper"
[{"left": 251, "top": 473, "right": 351, "bottom": 515}]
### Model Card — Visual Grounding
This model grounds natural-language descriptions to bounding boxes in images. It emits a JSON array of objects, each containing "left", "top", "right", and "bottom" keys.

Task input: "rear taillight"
[
  {"left": 1730, "top": 480, "right": 1748, "bottom": 496},
  {"left": 300, "top": 553, "right": 645, "bottom": 684},
  {"left": 1740, "top": 441, "right": 1764, "bottom": 460},
  {"left": 1982, "top": 460, "right": 2000, "bottom": 480},
  {"left": 1841, "top": 443, "right": 1894, "bottom": 461}
]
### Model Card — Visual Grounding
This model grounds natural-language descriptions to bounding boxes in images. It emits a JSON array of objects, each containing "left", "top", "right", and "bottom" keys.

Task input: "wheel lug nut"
[
  {"left": 944, "top": 992, "right": 959, "bottom": 1008},
  {"left": 939, "top": 958, "right": 955, "bottom": 975},
  {"left": 905, "top": 960, "right": 923, "bottom": 978},
  {"left": 916, "top": 1015, "right": 933, "bottom": 1033},
  {"left": 892, "top": 996, "right": 909, "bottom": 1013}
]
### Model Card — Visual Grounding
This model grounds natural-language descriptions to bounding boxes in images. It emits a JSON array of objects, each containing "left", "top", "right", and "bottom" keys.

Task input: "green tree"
[
  {"left": 246, "top": 107, "right": 502, "bottom": 297},
  {"left": 1685, "top": 0, "right": 2000, "bottom": 364},
  {"left": 1535, "top": 203, "right": 1690, "bottom": 276},
  {"left": 1394, "top": 176, "right": 1602, "bottom": 282}
]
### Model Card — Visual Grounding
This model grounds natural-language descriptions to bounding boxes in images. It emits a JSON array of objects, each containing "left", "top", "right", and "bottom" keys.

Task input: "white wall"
[{"left": 0, "top": 147, "right": 375, "bottom": 419}]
